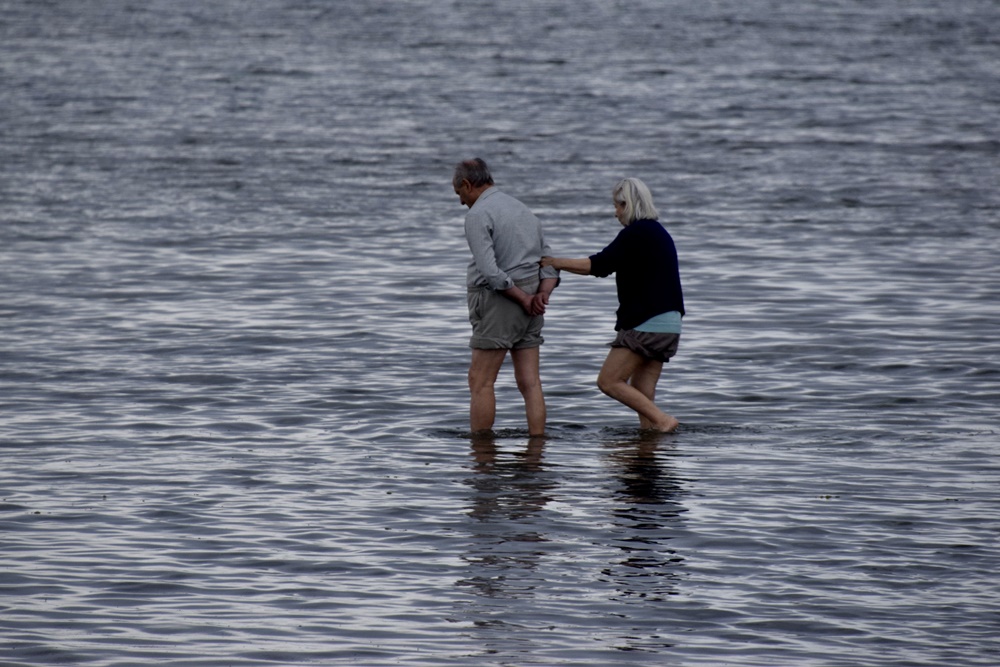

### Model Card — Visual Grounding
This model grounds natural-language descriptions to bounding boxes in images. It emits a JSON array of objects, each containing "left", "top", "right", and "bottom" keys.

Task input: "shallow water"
[{"left": 2, "top": 0, "right": 999, "bottom": 665}]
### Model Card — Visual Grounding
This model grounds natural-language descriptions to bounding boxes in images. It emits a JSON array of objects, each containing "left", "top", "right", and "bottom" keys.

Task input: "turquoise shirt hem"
[{"left": 633, "top": 311, "right": 682, "bottom": 334}]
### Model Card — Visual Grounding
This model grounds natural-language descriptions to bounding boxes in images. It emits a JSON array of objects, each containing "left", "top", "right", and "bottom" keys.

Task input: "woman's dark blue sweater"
[{"left": 588, "top": 218, "right": 685, "bottom": 331}]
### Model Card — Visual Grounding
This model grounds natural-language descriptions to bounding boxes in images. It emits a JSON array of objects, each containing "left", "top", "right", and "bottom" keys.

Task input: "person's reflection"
[
  {"left": 458, "top": 433, "right": 554, "bottom": 600},
  {"left": 602, "top": 431, "right": 686, "bottom": 602}
]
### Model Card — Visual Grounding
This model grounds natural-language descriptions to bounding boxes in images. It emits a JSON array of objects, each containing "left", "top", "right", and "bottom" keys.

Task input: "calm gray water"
[{"left": 2, "top": 1, "right": 999, "bottom": 665}]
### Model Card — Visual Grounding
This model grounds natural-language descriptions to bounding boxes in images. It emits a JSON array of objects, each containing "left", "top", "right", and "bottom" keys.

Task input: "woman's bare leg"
[
  {"left": 597, "top": 348, "right": 678, "bottom": 432},
  {"left": 629, "top": 358, "right": 664, "bottom": 429}
]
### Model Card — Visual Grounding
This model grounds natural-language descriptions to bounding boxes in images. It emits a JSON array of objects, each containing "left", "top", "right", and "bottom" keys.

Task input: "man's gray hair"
[
  {"left": 453, "top": 158, "right": 494, "bottom": 189},
  {"left": 612, "top": 177, "right": 659, "bottom": 224}
]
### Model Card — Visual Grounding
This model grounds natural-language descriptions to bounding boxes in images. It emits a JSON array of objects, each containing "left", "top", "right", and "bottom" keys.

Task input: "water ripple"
[{"left": 3, "top": 0, "right": 1000, "bottom": 665}]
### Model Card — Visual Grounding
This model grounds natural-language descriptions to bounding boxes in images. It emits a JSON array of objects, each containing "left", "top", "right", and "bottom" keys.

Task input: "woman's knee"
[{"left": 596, "top": 372, "right": 617, "bottom": 396}]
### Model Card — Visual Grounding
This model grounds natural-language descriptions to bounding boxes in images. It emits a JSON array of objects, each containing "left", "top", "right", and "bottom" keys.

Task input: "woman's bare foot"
[{"left": 649, "top": 415, "right": 679, "bottom": 433}]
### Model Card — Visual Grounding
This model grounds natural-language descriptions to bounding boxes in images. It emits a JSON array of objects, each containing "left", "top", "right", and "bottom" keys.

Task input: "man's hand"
[
  {"left": 528, "top": 276, "right": 558, "bottom": 316},
  {"left": 528, "top": 291, "right": 549, "bottom": 316},
  {"left": 504, "top": 277, "right": 557, "bottom": 316},
  {"left": 503, "top": 285, "right": 535, "bottom": 315}
]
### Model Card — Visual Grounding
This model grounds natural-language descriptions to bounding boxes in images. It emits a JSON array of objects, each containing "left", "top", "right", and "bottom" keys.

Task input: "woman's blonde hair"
[{"left": 612, "top": 177, "right": 658, "bottom": 224}]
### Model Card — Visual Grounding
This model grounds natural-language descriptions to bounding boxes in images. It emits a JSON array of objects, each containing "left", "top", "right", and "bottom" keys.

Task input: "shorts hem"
[
  {"left": 608, "top": 330, "right": 680, "bottom": 362},
  {"left": 470, "top": 336, "right": 544, "bottom": 350}
]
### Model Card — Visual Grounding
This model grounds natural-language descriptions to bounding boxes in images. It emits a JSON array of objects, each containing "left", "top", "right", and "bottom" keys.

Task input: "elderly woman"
[{"left": 541, "top": 177, "right": 685, "bottom": 432}]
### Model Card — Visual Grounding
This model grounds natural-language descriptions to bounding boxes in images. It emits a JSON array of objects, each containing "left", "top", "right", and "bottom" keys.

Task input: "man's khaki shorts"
[{"left": 467, "top": 280, "right": 543, "bottom": 350}]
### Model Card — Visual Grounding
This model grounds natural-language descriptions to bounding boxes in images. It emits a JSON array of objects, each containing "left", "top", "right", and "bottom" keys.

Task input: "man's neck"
[{"left": 466, "top": 184, "right": 493, "bottom": 207}]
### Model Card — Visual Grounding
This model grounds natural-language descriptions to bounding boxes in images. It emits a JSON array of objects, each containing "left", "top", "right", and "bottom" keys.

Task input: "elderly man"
[{"left": 453, "top": 158, "right": 559, "bottom": 436}]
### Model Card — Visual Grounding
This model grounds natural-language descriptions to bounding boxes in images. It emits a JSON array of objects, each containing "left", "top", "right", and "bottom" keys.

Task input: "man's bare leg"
[
  {"left": 598, "top": 348, "right": 678, "bottom": 432},
  {"left": 511, "top": 346, "right": 546, "bottom": 436},
  {"left": 469, "top": 348, "right": 507, "bottom": 433},
  {"left": 629, "top": 358, "right": 664, "bottom": 429}
]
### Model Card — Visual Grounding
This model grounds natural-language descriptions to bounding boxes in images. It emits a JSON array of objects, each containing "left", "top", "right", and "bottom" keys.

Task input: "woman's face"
[{"left": 614, "top": 199, "right": 628, "bottom": 226}]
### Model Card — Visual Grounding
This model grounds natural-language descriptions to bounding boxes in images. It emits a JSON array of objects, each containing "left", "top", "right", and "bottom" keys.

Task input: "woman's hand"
[{"left": 541, "top": 256, "right": 591, "bottom": 276}]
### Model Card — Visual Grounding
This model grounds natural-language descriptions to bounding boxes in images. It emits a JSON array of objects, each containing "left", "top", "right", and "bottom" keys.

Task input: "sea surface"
[{"left": 2, "top": 1, "right": 999, "bottom": 665}]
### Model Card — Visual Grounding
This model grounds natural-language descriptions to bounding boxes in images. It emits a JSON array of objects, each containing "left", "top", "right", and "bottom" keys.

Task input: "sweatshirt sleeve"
[
  {"left": 539, "top": 227, "right": 559, "bottom": 281},
  {"left": 465, "top": 212, "right": 514, "bottom": 291}
]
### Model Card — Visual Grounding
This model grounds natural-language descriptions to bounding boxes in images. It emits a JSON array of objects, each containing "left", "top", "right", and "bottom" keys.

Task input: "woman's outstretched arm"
[{"left": 540, "top": 256, "right": 591, "bottom": 276}]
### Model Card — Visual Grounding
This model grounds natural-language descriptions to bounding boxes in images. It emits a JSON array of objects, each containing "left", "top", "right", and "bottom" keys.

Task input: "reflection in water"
[
  {"left": 602, "top": 432, "right": 687, "bottom": 603},
  {"left": 458, "top": 434, "right": 555, "bottom": 600}
]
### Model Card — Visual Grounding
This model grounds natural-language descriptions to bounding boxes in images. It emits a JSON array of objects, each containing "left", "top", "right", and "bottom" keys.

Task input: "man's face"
[{"left": 454, "top": 180, "right": 474, "bottom": 208}]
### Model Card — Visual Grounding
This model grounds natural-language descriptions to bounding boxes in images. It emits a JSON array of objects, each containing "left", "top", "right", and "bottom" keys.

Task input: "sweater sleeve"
[{"left": 588, "top": 226, "right": 630, "bottom": 278}]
